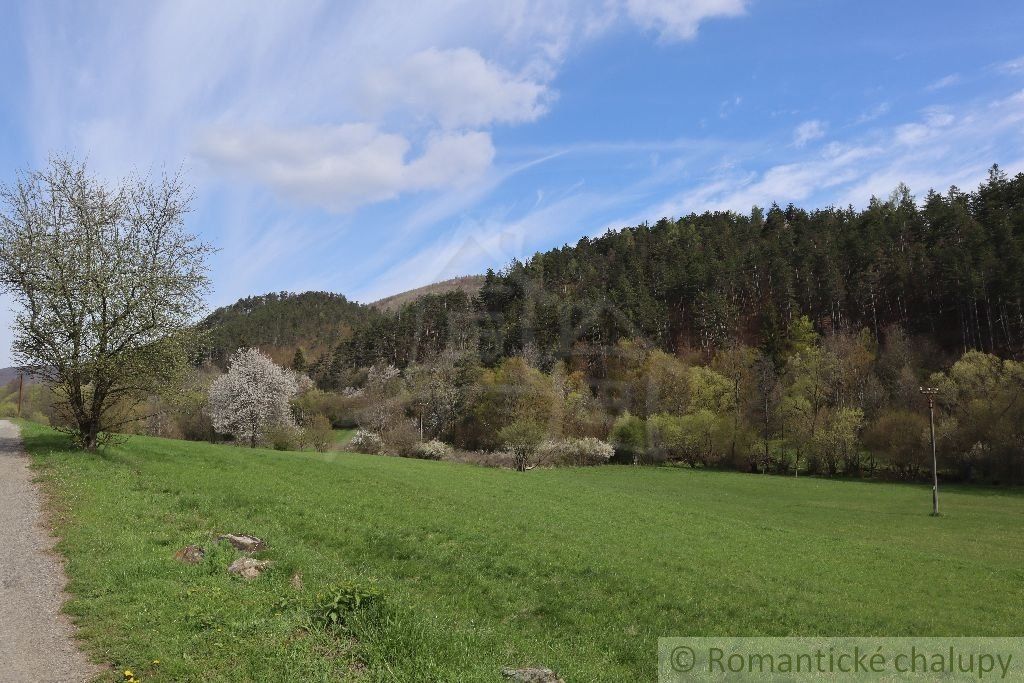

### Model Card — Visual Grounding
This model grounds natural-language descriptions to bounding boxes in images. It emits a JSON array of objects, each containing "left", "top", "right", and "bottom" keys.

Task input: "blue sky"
[{"left": 2, "top": 0, "right": 1024, "bottom": 366}]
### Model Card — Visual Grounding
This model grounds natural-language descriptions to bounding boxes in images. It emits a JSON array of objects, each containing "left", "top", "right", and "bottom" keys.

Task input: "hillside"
[
  {"left": 198, "top": 277, "right": 486, "bottom": 367},
  {"left": 199, "top": 291, "right": 372, "bottom": 367},
  {"left": 475, "top": 169, "right": 1024, "bottom": 365},
  {"left": 0, "top": 367, "right": 22, "bottom": 387},
  {"left": 22, "top": 421, "right": 1024, "bottom": 680},
  {"left": 204, "top": 167, "right": 1024, "bottom": 381},
  {"left": 331, "top": 167, "right": 1024, "bottom": 375},
  {"left": 369, "top": 275, "right": 484, "bottom": 312}
]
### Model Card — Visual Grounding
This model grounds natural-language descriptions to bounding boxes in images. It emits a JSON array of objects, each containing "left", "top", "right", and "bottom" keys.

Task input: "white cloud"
[
  {"left": 678, "top": 145, "right": 878, "bottom": 212},
  {"left": 625, "top": 0, "right": 748, "bottom": 41},
  {"left": 894, "top": 107, "right": 955, "bottom": 146},
  {"left": 927, "top": 73, "right": 960, "bottom": 91},
  {"left": 196, "top": 124, "right": 495, "bottom": 211},
  {"left": 997, "top": 56, "right": 1024, "bottom": 74},
  {"left": 17, "top": 1, "right": 751, "bottom": 215},
  {"left": 364, "top": 47, "right": 552, "bottom": 129},
  {"left": 855, "top": 102, "right": 890, "bottom": 124},
  {"left": 606, "top": 87, "right": 1024, "bottom": 222},
  {"left": 793, "top": 120, "right": 826, "bottom": 147}
]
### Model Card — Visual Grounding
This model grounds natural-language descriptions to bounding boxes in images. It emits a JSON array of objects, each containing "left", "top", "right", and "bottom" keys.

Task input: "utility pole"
[
  {"left": 17, "top": 372, "right": 24, "bottom": 418},
  {"left": 919, "top": 387, "right": 940, "bottom": 516}
]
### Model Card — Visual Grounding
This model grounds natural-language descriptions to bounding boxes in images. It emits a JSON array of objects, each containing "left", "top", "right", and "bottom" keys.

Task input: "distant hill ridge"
[
  {"left": 370, "top": 275, "right": 485, "bottom": 312},
  {"left": 0, "top": 367, "right": 24, "bottom": 387},
  {"left": 199, "top": 290, "right": 369, "bottom": 366},
  {"left": 199, "top": 277, "right": 484, "bottom": 366}
]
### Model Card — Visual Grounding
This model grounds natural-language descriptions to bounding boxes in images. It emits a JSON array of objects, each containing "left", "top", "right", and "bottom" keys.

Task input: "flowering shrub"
[
  {"left": 207, "top": 347, "right": 299, "bottom": 448},
  {"left": 412, "top": 439, "right": 453, "bottom": 460},
  {"left": 348, "top": 429, "right": 383, "bottom": 454},
  {"left": 537, "top": 437, "right": 615, "bottom": 466}
]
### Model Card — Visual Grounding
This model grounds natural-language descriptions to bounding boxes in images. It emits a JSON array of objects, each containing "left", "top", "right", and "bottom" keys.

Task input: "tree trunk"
[{"left": 80, "top": 417, "right": 100, "bottom": 452}]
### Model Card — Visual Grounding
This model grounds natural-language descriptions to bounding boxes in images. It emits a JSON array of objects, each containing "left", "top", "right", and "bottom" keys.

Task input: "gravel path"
[{"left": 0, "top": 420, "right": 100, "bottom": 682}]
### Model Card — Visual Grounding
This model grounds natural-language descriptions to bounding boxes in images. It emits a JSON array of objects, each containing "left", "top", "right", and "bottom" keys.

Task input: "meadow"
[{"left": 20, "top": 421, "right": 1024, "bottom": 682}]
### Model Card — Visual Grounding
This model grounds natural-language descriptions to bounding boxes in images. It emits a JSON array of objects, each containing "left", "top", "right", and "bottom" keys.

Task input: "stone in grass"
[
  {"left": 216, "top": 533, "right": 266, "bottom": 552},
  {"left": 173, "top": 544, "right": 205, "bottom": 564},
  {"left": 227, "top": 557, "right": 272, "bottom": 580},
  {"left": 501, "top": 667, "right": 564, "bottom": 683}
]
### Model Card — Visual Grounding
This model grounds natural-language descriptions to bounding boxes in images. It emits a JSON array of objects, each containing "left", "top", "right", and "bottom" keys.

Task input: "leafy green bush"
[
  {"left": 646, "top": 411, "right": 719, "bottom": 466},
  {"left": 302, "top": 413, "right": 334, "bottom": 453},
  {"left": 610, "top": 412, "right": 646, "bottom": 464},
  {"left": 265, "top": 425, "right": 300, "bottom": 451},
  {"left": 314, "top": 581, "right": 381, "bottom": 629},
  {"left": 201, "top": 540, "right": 237, "bottom": 576},
  {"left": 498, "top": 419, "right": 546, "bottom": 471}
]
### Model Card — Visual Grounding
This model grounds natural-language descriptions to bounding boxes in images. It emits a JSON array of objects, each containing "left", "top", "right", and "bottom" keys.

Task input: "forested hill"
[
  {"left": 325, "top": 166, "right": 1024, "bottom": 382},
  {"left": 199, "top": 291, "right": 373, "bottom": 368},
  {"left": 201, "top": 167, "right": 1024, "bottom": 382}
]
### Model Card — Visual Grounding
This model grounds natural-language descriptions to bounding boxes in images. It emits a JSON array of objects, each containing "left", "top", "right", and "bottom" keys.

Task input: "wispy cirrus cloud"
[
  {"left": 653, "top": 89, "right": 1024, "bottom": 216},
  {"left": 18, "top": 1, "right": 744, "bottom": 208},
  {"left": 927, "top": 73, "right": 961, "bottom": 91},
  {"left": 996, "top": 55, "right": 1024, "bottom": 74},
  {"left": 793, "top": 120, "right": 826, "bottom": 147},
  {"left": 855, "top": 102, "right": 890, "bottom": 125}
]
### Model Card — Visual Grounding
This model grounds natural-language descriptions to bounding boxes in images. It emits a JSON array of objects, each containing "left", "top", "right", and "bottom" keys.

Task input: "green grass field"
[
  {"left": 20, "top": 421, "right": 1024, "bottom": 682},
  {"left": 331, "top": 427, "right": 355, "bottom": 448}
]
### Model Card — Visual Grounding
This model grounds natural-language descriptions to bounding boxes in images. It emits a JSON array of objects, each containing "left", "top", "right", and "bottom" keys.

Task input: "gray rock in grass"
[
  {"left": 216, "top": 533, "right": 266, "bottom": 552},
  {"left": 173, "top": 544, "right": 205, "bottom": 564},
  {"left": 227, "top": 557, "right": 272, "bottom": 580},
  {"left": 501, "top": 667, "right": 564, "bottom": 683}
]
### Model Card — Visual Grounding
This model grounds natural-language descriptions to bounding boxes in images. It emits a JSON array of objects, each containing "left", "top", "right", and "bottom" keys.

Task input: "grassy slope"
[
  {"left": 22, "top": 422, "right": 1024, "bottom": 682},
  {"left": 331, "top": 428, "right": 355, "bottom": 448}
]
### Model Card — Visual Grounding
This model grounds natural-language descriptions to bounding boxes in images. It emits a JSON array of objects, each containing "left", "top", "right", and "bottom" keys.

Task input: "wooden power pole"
[{"left": 919, "top": 387, "right": 940, "bottom": 516}]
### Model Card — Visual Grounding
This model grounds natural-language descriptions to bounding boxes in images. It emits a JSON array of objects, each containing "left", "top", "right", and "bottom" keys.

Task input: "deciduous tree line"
[{"left": 313, "top": 322, "right": 1022, "bottom": 482}]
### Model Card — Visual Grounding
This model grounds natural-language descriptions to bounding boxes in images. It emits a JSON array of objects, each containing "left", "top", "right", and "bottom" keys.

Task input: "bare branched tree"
[{"left": 0, "top": 156, "right": 213, "bottom": 450}]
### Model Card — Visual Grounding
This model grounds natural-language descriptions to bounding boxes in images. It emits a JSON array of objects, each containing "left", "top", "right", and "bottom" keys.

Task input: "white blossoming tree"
[{"left": 208, "top": 348, "right": 299, "bottom": 448}]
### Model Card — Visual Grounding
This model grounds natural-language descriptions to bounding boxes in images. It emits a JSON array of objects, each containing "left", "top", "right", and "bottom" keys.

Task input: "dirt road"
[{"left": 0, "top": 420, "right": 99, "bottom": 682}]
